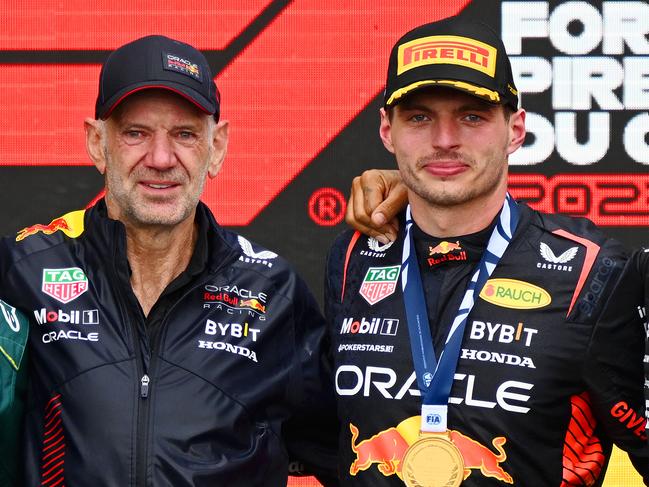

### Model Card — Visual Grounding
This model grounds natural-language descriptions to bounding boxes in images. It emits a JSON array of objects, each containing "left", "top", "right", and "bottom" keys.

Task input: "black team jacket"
[{"left": 0, "top": 199, "right": 338, "bottom": 487}]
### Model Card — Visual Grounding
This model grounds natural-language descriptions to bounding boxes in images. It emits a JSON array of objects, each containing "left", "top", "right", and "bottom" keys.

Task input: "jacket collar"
[{"left": 85, "top": 199, "right": 240, "bottom": 275}]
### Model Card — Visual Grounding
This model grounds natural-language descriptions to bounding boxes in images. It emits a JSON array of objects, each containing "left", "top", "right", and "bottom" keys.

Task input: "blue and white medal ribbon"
[{"left": 400, "top": 194, "right": 520, "bottom": 433}]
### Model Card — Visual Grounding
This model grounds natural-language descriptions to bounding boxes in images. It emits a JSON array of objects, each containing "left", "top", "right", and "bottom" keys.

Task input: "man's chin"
[
  {"left": 409, "top": 181, "right": 473, "bottom": 207},
  {"left": 128, "top": 204, "right": 192, "bottom": 228}
]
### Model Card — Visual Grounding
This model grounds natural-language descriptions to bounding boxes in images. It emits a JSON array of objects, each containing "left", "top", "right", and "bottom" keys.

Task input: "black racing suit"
[
  {"left": 325, "top": 202, "right": 648, "bottom": 486},
  {"left": 0, "top": 200, "right": 338, "bottom": 487},
  {"left": 630, "top": 247, "right": 649, "bottom": 445}
]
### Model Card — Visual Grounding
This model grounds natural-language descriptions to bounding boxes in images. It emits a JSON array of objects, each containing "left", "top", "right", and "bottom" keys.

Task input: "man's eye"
[
  {"left": 122, "top": 130, "right": 145, "bottom": 144},
  {"left": 177, "top": 131, "right": 197, "bottom": 141},
  {"left": 410, "top": 114, "right": 429, "bottom": 122},
  {"left": 464, "top": 114, "right": 483, "bottom": 123}
]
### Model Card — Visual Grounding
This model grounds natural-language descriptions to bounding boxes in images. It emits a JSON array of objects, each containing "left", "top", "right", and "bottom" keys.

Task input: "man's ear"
[
  {"left": 379, "top": 108, "right": 395, "bottom": 154},
  {"left": 506, "top": 109, "right": 526, "bottom": 156},
  {"left": 207, "top": 120, "right": 229, "bottom": 179},
  {"left": 85, "top": 118, "right": 107, "bottom": 174}
]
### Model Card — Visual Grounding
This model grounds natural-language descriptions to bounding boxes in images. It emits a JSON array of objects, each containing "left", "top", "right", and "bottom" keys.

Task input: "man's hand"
[{"left": 345, "top": 169, "right": 407, "bottom": 244}]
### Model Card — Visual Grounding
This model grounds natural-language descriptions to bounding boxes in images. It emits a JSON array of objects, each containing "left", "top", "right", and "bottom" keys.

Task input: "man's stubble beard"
[
  {"left": 400, "top": 147, "right": 509, "bottom": 209},
  {"left": 102, "top": 147, "right": 210, "bottom": 227}
]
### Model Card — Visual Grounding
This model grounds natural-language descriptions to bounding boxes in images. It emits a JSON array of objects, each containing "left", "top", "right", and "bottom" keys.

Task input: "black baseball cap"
[
  {"left": 95, "top": 35, "right": 220, "bottom": 121},
  {"left": 384, "top": 16, "right": 518, "bottom": 110}
]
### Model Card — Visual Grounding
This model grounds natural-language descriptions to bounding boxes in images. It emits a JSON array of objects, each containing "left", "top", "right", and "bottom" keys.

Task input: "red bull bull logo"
[
  {"left": 16, "top": 217, "right": 69, "bottom": 241},
  {"left": 449, "top": 430, "right": 513, "bottom": 483},
  {"left": 427, "top": 241, "right": 467, "bottom": 267},
  {"left": 349, "top": 416, "right": 513, "bottom": 484},
  {"left": 349, "top": 423, "right": 409, "bottom": 476},
  {"left": 16, "top": 211, "right": 85, "bottom": 242},
  {"left": 429, "top": 241, "right": 462, "bottom": 255},
  {"left": 239, "top": 298, "right": 266, "bottom": 314}
]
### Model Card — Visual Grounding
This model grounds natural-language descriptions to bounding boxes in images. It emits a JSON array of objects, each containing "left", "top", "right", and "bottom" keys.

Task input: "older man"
[
  {"left": 0, "top": 35, "right": 337, "bottom": 486},
  {"left": 326, "top": 16, "right": 649, "bottom": 486}
]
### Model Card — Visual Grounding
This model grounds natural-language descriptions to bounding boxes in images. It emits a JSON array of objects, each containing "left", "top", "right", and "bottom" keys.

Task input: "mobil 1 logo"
[{"left": 340, "top": 317, "right": 399, "bottom": 336}]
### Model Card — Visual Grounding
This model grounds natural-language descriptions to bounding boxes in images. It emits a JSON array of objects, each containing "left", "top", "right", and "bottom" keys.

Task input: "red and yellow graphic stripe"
[{"left": 562, "top": 392, "right": 605, "bottom": 486}]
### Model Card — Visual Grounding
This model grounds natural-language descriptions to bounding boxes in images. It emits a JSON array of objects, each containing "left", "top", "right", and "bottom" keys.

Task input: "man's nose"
[
  {"left": 147, "top": 132, "right": 176, "bottom": 169},
  {"left": 432, "top": 118, "right": 461, "bottom": 150}
]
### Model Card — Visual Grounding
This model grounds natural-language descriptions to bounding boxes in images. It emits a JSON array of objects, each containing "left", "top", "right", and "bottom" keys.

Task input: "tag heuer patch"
[
  {"left": 359, "top": 266, "right": 400, "bottom": 305},
  {"left": 42, "top": 267, "right": 89, "bottom": 304}
]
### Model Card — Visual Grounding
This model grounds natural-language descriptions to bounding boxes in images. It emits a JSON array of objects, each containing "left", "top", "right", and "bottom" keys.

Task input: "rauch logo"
[
  {"left": 42, "top": 267, "right": 89, "bottom": 304},
  {"left": 479, "top": 278, "right": 551, "bottom": 310}
]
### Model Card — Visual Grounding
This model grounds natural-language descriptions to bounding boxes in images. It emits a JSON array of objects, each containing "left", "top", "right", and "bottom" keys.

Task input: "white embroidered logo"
[
  {"left": 237, "top": 236, "right": 277, "bottom": 268},
  {"left": 238, "top": 236, "right": 278, "bottom": 260},
  {"left": 0, "top": 300, "right": 20, "bottom": 332},
  {"left": 539, "top": 243, "right": 578, "bottom": 264},
  {"left": 368, "top": 237, "right": 394, "bottom": 252}
]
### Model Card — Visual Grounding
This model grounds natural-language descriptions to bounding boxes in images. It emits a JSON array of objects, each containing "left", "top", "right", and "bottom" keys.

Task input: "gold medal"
[{"left": 401, "top": 433, "right": 463, "bottom": 487}]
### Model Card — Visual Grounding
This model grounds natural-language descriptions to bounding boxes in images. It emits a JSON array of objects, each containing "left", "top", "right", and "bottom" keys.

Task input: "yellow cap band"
[{"left": 386, "top": 79, "right": 501, "bottom": 106}]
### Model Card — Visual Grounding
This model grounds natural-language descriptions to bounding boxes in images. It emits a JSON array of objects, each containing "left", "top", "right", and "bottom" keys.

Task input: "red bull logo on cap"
[
  {"left": 349, "top": 416, "right": 513, "bottom": 484},
  {"left": 165, "top": 53, "right": 201, "bottom": 80},
  {"left": 16, "top": 210, "right": 86, "bottom": 242}
]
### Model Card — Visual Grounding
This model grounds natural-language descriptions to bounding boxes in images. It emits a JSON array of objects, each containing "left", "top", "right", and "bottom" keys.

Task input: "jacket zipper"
[
  {"left": 125, "top": 259, "right": 235, "bottom": 486},
  {"left": 140, "top": 374, "right": 150, "bottom": 398},
  {"left": 133, "top": 278, "right": 213, "bottom": 487},
  {"left": 109, "top": 227, "right": 152, "bottom": 487},
  {"left": 131, "top": 306, "right": 152, "bottom": 487},
  {"left": 114, "top": 252, "right": 153, "bottom": 487}
]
